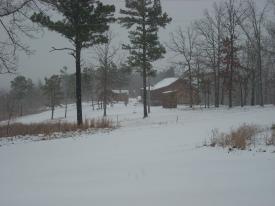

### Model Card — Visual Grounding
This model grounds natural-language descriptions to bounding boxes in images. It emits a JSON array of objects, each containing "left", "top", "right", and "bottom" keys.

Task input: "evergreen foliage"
[
  {"left": 43, "top": 75, "right": 62, "bottom": 119},
  {"left": 119, "top": 0, "right": 171, "bottom": 117},
  {"left": 31, "top": 0, "right": 115, "bottom": 125},
  {"left": 10, "top": 76, "right": 34, "bottom": 116}
]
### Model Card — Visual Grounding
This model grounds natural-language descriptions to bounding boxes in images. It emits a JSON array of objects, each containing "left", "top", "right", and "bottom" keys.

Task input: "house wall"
[{"left": 112, "top": 93, "right": 129, "bottom": 103}]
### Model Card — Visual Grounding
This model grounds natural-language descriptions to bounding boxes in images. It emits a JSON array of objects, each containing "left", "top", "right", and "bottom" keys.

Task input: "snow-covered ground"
[{"left": 0, "top": 100, "right": 275, "bottom": 206}]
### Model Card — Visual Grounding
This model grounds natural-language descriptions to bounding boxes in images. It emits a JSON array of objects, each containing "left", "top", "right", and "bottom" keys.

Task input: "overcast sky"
[{"left": 0, "top": 0, "right": 268, "bottom": 90}]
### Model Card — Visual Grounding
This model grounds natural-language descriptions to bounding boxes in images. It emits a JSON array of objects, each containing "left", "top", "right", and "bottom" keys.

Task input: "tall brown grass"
[
  {"left": 209, "top": 124, "right": 260, "bottom": 150},
  {"left": 0, "top": 118, "right": 114, "bottom": 138}
]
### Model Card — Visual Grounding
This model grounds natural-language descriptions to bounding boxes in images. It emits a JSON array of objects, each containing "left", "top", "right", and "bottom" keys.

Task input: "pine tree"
[
  {"left": 119, "top": 0, "right": 171, "bottom": 118},
  {"left": 43, "top": 75, "right": 62, "bottom": 120},
  {"left": 10, "top": 76, "right": 33, "bottom": 116},
  {"left": 31, "top": 0, "right": 115, "bottom": 125}
]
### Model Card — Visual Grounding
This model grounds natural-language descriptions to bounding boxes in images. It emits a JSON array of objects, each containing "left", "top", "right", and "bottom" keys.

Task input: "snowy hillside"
[{"left": 0, "top": 101, "right": 275, "bottom": 206}]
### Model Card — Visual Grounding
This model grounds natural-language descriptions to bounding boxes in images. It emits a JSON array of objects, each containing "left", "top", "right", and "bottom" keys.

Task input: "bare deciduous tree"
[
  {"left": 94, "top": 32, "right": 119, "bottom": 117},
  {"left": 169, "top": 26, "right": 197, "bottom": 108},
  {"left": 222, "top": 0, "right": 244, "bottom": 108},
  {"left": 0, "top": 0, "right": 38, "bottom": 74},
  {"left": 195, "top": 2, "right": 224, "bottom": 107},
  {"left": 237, "top": 0, "right": 268, "bottom": 106}
]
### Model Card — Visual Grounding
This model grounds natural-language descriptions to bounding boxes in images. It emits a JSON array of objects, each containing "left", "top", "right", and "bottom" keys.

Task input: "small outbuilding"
[{"left": 111, "top": 90, "right": 129, "bottom": 104}]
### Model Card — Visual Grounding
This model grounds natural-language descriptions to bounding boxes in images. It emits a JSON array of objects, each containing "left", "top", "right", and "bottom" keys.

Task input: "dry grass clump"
[
  {"left": 209, "top": 124, "right": 260, "bottom": 150},
  {"left": 0, "top": 118, "right": 114, "bottom": 138}
]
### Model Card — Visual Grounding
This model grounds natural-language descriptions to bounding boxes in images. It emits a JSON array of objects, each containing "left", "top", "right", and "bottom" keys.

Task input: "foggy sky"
[{"left": 0, "top": 0, "right": 268, "bottom": 90}]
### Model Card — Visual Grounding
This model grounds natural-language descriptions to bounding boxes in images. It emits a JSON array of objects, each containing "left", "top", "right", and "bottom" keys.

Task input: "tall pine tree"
[
  {"left": 10, "top": 76, "right": 33, "bottom": 116},
  {"left": 43, "top": 75, "right": 62, "bottom": 120},
  {"left": 31, "top": 0, "right": 115, "bottom": 125},
  {"left": 119, "top": 0, "right": 171, "bottom": 118}
]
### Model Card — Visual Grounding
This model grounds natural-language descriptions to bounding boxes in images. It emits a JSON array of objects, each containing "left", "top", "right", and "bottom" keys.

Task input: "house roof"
[
  {"left": 112, "top": 90, "right": 129, "bottom": 95},
  {"left": 151, "top": 77, "right": 179, "bottom": 91}
]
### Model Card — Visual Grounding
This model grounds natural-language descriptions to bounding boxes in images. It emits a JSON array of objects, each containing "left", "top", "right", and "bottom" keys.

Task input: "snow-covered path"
[{"left": 0, "top": 102, "right": 275, "bottom": 206}]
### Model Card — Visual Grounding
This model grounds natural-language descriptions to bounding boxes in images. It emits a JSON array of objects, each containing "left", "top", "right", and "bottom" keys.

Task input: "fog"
[{"left": 0, "top": 0, "right": 266, "bottom": 90}]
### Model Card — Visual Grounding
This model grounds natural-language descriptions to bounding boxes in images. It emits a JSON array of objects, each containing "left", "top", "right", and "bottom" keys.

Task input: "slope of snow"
[
  {"left": 0, "top": 101, "right": 275, "bottom": 206},
  {"left": 151, "top": 77, "right": 179, "bottom": 91}
]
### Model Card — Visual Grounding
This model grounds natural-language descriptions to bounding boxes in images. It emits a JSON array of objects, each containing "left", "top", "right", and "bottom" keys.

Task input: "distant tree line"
[
  {"left": 0, "top": 64, "right": 178, "bottom": 121},
  {"left": 168, "top": 0, "right": 275, "bottom": 108},
  {"left": 1, "top": 0, "right": 171, "bottom": 122},
  {"left": 1, "top": 0, "right": 275, "bottom": 123},
  {"left": 0, "top": 61, "right": 132, "bottom": 121}
]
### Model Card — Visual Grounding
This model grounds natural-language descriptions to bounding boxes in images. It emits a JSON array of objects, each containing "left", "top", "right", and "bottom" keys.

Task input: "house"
[
  {"left": 111, "top": 90, "right": 129, "bottom": 104},
  {"left": 146, "top": 77, "right": 199, "bottom": 107}
]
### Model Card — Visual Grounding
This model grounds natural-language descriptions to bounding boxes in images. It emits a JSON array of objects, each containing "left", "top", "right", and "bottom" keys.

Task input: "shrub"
[
  {"left": 0, "top": 118, "right": 114, "bottom": 138},
  {"left": 209, "top": 124, "right": 260, "bottom": 150}
]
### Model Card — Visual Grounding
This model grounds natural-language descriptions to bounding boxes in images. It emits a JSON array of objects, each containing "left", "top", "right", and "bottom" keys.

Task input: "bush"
[
  {"left": 0, "top": 118, "right": 114, "bottom": 138},
  {"left": 209, "top": 124, "right": 260, "bottom": 150}
]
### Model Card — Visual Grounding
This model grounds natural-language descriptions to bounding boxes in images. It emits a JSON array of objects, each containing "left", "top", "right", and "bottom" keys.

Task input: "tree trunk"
[
  {"left": 207, "top": 83, "right": 210, "bottom": 108},
  {"left": 20, "top": 103, "right": 23, "bottom": 116},
  {"left": 216, "top": 25, "right": 221, "bottom": 108},
  {"left": 143, "top": 66, "right": 148, "bottom": 118},
  {"left": 91, "top": 96, "right": 95, "bottom": 110},
  {"left": 51, "top": 106, "right": 54, "bottom": 120},
  {"left": 228, "top": 34, "right": 234, "bottom": 108},
  {"left": 228, "top": 68, "right": 233, "bottom": 108},
  {"left": 251, "top": 68, "right": 255, "bottom": 106},
  {"left": 103, "top": 66, "right": 107, "bottom": 117},
  {"left": 203, "top": 79, "right": 207, "bottom": 108},
  {"left": 65, "top": 101, "right": 67, "bottom": 118},
  {"left": 214, "top": 67, "right": 218, "bottom": 108},
  {"left": 221, "top": 76, "right": 226, "bottom": 105},
  {"left": 204, "top": 88, "right": 207, "bottom": 108},
  {"left": 75, "top": 43, "right": 83, "bottom": 125},
  {"left": 188, "top": 64, "right": 193, "bottom": 108},
  {"left": 6, "top": 104, "right": 13, "bottom": 136},
  {"left": 257, "top": 43, "right": 264, "bottom": 106},
  {"left": 240, "top": 81, "right": 244, "bottom": 107},
  {"left": 213, "top": 44, "right": 219, "bottom": 108},
  {"left": 216, "top": 69, "right": 220, "bottom": 107},
  {"left": 148, "top": 77, "right": 151, "bottom": 114},
  {"left": 244, "top": 79, "right": 248, "bottom": 106},
  {"left": 142, "top": 3, "right": 148, "bottom": 118}
]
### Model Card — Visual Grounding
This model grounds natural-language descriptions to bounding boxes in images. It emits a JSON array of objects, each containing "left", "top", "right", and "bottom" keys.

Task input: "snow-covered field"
[{"left": 0, "top": 100, "right": 275, "bottom": 206}]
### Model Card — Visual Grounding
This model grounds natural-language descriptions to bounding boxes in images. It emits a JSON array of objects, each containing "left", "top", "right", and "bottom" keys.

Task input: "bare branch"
[
  {"left": 49, "top": 47, "right": 75, "bottom": 53},
  {"left": 0, "top": 0, "right": 33, "bottom": 17}
]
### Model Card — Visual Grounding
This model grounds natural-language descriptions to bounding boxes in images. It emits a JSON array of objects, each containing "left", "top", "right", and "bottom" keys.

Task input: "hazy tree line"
[
  {"left": 0, "top": 62, "right": 132, "bottom": 121},
  {"left": 1, "top": 0, "right": 275, "bottom": 123},
  {"left": 0, "top": 60, "right": 174, "bottom": 121},
  {"left": 1, "top": 0, "right": 171, "bottom": 122}
]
